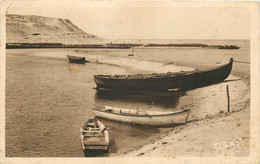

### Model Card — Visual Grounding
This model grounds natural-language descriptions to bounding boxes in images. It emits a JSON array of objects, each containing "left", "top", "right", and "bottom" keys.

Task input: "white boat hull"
[
  {"left": 80, "top": 120, "right": 109, "bottom": 151},
  {"left": 92, "top": 106, "right": 190, "bottom": 126}
]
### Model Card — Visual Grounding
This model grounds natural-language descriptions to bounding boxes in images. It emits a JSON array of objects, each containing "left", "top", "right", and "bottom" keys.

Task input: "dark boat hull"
[
  {"left": 94, "top": 59, "right": 233, "bottom": 91},
  {"left": 67, "top": 55, "right": 86, "bottom": 64},
  {"left": 218, "top": 46, "right": 240, "bottom": 49}
]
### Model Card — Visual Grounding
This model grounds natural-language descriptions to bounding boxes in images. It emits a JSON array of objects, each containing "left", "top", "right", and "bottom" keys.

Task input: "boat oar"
[{"left": 233, "top": 60, "right": 250, "bottom": 64}]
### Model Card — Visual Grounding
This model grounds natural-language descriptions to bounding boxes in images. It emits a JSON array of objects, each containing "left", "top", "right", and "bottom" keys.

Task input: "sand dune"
[{"left": 6, "top": 14, "right": 104, "bottom": 44}]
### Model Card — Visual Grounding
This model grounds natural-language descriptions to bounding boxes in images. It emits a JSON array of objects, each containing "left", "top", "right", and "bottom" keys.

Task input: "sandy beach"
[
  {"left": 75, "top": 44, "right": 250, "bottom": 157},
  {"left": 111, "top": 48, "right": 250, "bottom": 157}
]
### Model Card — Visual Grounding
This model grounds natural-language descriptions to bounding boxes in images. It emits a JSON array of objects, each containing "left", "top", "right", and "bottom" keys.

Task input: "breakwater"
[{"left": 6, "top": 43, "right": 240, "bottom": 49}]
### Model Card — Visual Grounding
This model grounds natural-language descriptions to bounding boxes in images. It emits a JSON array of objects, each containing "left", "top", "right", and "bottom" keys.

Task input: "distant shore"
[{"left": 6, "top": 42, "right": 240, "bottom": 49}]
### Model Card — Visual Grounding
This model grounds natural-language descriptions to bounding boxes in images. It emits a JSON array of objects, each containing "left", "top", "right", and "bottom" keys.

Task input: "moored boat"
[
  {"left": 218, "top": 45, "right": 240, "bottom": 49},
  {"left": 92, "top": 106, "right": 190, "bottom": 126},
  {"left": 128, "top": 49, "right": 134, "bottom": 56},
  {"left": 80, "top": 117, "right": 109, "bottom": 151},
  {"left": 67, "top": 55, "right": 87, "bottom": 64},
  {"left": 94, "top": 58, "right": 234, "bottom": 91}
]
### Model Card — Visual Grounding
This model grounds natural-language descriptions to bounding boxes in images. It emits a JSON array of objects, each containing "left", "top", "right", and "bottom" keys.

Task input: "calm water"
[
  {"left": 5, "top": 50, "right": 183, "bottom": 157},
  {"left": 5, "top": 39, "right": 250, "bottom": 157}
]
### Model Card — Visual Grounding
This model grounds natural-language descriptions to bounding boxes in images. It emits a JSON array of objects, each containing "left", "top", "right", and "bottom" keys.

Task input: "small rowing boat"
[
  {"left": 128, "top": 49, "right": 134, "bottom": 56},
  {"left": 92, "top": 106, "right": 190, "bottom": 127},
  {"left": 67, "top": 55, "right": 88, "bottom": 64},
  {"left": 80, "top": 117, "right": 109, "bottom": 151}
]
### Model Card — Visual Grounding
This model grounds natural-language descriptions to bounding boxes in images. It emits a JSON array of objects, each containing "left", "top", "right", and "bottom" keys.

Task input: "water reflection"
[
  {"left": 83, "top": 149, "right": 108, "bottom": 157},
  {"left": 94, "top": 89, "right": 185, "bottom": 109},
  {"left": 82, "top": 117, "right": 161, "bottom": 157},
  {"left": 91, "top": 89, "right": 184, "bottom": 157},
  {"left": 91, "top": 117, "right": 161, "bottom": 157}
]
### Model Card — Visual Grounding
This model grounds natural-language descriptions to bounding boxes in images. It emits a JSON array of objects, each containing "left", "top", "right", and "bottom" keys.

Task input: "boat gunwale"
[
  {"left": 94, "top": 60, "right": 232, "bottom": 80},
  {"left": 91, "top": 108, "right": 190, "bottom": 117},
  {"left": 80, "top": 120, "right": 109, "bottom": 150},
  {"left": 92, "top": 119, "right": 188, "bottom": 126},
  {"left": 67, "top": 55, "right": 85, "bottom": 59},
  {"left": 83, "top": 144, "right": 109, "bottom": 146},
  {"left": 80, "top": 120, "right": 104, "bottom": 133}
]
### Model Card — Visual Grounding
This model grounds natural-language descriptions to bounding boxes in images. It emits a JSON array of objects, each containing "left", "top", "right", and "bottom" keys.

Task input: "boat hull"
[
  {"left": 94, "top": 59, "right": 233, "bottom": 91},
  {"left": 80, "top": 120, "right": 109, "bottom": 151},
  {"left": 92, "top": 107, "right": 190, "bottom": 126},
  {"left": 84, "top": 145, "right": 108, "bottom": 150},
  {"left": 67, "top": 55, "right": 86, "bottom": 64}
]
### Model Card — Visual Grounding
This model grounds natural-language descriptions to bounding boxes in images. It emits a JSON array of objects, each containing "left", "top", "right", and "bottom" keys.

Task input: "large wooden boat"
[
  {"left": 92, "top": 106, "right": 190, "bottom": 126},
  {"left": 94, "top": 58, "right": 233, "bottom": 91},
  {"left": 67, "top": 55, "right": 87, "bottom": 64},
  {"left": 80, "top": 117, "right": 109, "bottom": 151}
]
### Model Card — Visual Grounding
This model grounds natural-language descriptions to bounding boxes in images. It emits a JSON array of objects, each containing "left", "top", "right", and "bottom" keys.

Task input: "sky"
[{"left": 6, "top": 1, "right": 251, "bottom": 40}]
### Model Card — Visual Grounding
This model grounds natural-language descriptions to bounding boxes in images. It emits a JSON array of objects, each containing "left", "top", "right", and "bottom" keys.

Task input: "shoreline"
[
  {"left": 115, "top": 78, "right": 250, "bottom": 157},
  {"left": 114, "top": 59, "right": 250, "bottom": 157},
  {"left": 6, "top": 48, "right": 250, "bottom": 157},
  {"left": 74, "top": 48, "right": 250, "bottom": 157},
  {"left": 79, "top": 48, "right": 249, "bottom": 157}
]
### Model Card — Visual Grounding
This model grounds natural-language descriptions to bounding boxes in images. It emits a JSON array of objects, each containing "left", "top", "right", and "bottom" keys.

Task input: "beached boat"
[
  {"left": 67, "top": 55, "right": 87, "bottom": 64},
  {"left": 80, "top": 117, "right": 109, "bottom": 151},
  {"left": 94, "top": 58, "right": 234, "bottom": 91},
  {"left": 92, "top": 106, "right": 190, "bottom": 126}
]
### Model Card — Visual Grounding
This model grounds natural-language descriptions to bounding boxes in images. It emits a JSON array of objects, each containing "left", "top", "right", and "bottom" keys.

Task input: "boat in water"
[
  {"left": 218, "top": 45, "right": 240, "bottom": 49},
  {"left": 94, "top": 58, "right": 234, "bottom": 91},
  {"left": 67, "top": 55, "right": 88, "bottom": 64},
  {"left": 80, "top": 117, "right": 109, "bottom": 152},
  {"left": 128, "top": 49, "right": 134, "bottom": 56},
  {"left": 92, "top": 106, "right": 190, "bottom": 127}
]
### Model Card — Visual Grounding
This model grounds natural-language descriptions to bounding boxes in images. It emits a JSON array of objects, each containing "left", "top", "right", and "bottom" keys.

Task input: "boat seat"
[
  {"left": 104, "top": 109, "right": 112, "bottom": 112},
  {"left": 87, "top": 122, "right": 99, "bottom": 128},
  {"left": 137, "top": 111, "right": 148, "bottom": 115},
  {"left": 85, "top": 128, "right": 100, "bottom": 131}
]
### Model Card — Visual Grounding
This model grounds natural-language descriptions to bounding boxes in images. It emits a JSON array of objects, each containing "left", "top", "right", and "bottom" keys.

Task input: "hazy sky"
[{"left": 6, "top": 1, "right": 250, "bottom": 40}]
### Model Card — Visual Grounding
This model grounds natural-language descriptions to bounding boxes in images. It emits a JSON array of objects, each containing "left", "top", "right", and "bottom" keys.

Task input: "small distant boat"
[
  {"left": 218, "top": 45, "right": 240, "bottom": 49},
  {"left": 80, "top": 117, "right": 109, "bottom": 151},
  {"left": 128, "top": 49, "right": 134, "bottom": 56},
  {"left": 67, "top": 55, "right": 88, "bottom": 64},
  {"left": 92, "top": 106, "right": 190, "bottom": 126}
]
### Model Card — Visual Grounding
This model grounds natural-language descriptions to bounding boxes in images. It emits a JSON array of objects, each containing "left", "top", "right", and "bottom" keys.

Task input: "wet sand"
[
  {"left": 75, "top": 44, "right": 250, "bottom": 157},
  {"left": 113, "top": 46, "right": 250, "bottom": 157},
  {"left": 6, "top": 41, "right": 250, "bottom": 157}
]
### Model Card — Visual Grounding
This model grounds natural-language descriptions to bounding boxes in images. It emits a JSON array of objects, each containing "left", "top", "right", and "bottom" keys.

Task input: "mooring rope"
[{"left": 233, "top": 60, "right": 250, "bottom": 64}]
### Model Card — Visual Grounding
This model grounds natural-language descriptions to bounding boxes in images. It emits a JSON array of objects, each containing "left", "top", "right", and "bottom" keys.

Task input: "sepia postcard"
[{"left": 0, "top": 0, "right": 259, "bottom": 163}]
